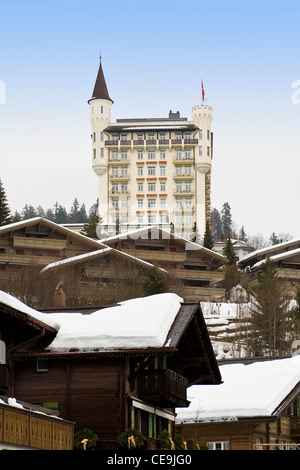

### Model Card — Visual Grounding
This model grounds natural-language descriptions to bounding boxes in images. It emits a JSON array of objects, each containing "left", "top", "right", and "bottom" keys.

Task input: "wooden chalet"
[
  {"left": 40, "top": 246, "right": 168, "bottom": 308},
  {"left": 238, "top": 238, "right": 300, "bottom": 297},
  {"left": 0, "top": 290, "right": 221, "bottom": 450},
  {"left": 100, "top": 226, "right": 226, "bottom": 301},
  {"left": 0, "top": 292, "right": 74, "bottom": 449},
  {"left": 176, "top": 357, "right": 300, "bottom": 450},
  {"left": 0, "top": 217, "right": 105, "bottom": 308}
]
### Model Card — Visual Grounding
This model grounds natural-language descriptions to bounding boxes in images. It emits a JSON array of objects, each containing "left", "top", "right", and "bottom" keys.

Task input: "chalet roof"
[
  {"left": 176, "top": 357, "right": 300, "bottom": 424},
  {"left": 251, "top": 247, "right": 300, "bottom": 271},
  {"left": 239, "top": 238, "right": 300, "bottom": 269},
  {"left": 0, "top": 217, "right": 105, "bottom": 249},
  {"left": 100, "top": 226, "right": 226, "bottom": 267},
  {"left": 40, "top": 246, "right": 167, "bottom": 274},
  {"left": 89, "top": 58, "right": 113, "bottom": 103}
]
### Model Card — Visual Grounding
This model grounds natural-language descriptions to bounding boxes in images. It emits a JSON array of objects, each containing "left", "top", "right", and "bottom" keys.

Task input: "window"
[
  {"left": 112, "top": 199, "right": 119, "bottom": 209},
  {"left": 148, "top": 166, "right": 156, "bottom": 176},
  {"left": 207, "top": 146, "right": 210, "bottom": 157},
  {"left": 175, "top": 151, "right": 181, "bottom": 160},
  {"left": 121, "top": 167, "right": 128, "bottom": 176},
  {"left": 36, "top": 358, "right": 49, "bottom": 372},
  {"left": 121, "top": 151, "right": 128, "bottom": 160},
  {"left": 112, "top": 151, "right": 118, "bottom": 160},
  {"left": 185, "top": 166, "right": 192, "bottom": 176},
  {"left": 112, "top": 184, "right": 118, "bottom": 194},
  {"left": 137, "top": 134, "right": 143, "bottom": 141},
  {"left": 137, "top": 199, "right": 143, "bottom": 208},
  {"left": 176, "top": 167, "right": 182, "bottom": 176},
  {"left": 199, "top": 146, "right": 202, "bottom": 156},
  {"left": 112, "top": 167, "right": 118, "bottom": 177},
  {"left": 160, "top": 182, "right": 166, "bottom": 192},
  {"left": 148, "top": 199, "right": 156, "bottom": 208},
  {"left": 160, "top": 151, "right": 166, "bottom": 159},
  {"left": 100, "top": 148, "right": 104, "bottom": 157},
  {"left": 100, "top": 131, "right": 104, "bottom": 141},
  {"left": 121, "top": 198, "right": 127, "bottom": 209},
  {"left": 176, "top": 199, "right": 182, "bottom": 209},
  {"left": 199, "top": 129, "right": 202, "bottom": 139},
  {"left": 160, "top": 214, "right": 168, "bottom": 223},
  {"left": 185, "top": 150, "right": 191, "bottom": 160},
  {"left": 138, "top": 166, "right": 143, "bottom": 176},
  {"left": 185, "top": 182, "right": 192, "bottom": 192},
  {"left": 160, "top": 166, "right": 166, "bottom": 176},
  {"left": 0, "top": 340, "right": 6, "bottom": 364},
  {"left": 207, "top": 441, "right": 229, "bottom": 450},
  {"left": 148, "top": 133, "right": 155, "bottom": 141},
  {"left": 207, "top": 130, "right": 210, "bottom": 140},
  {"left": 138, "top": 151, "right": 143, "bottom": 160},
  {"left": 160, "top": 198, "right": 166, "bottom": 208},
  {"left": 121, "top": 134, "right": 127, "bottom": 141},
  {"left": 101, "top": 105, "right": 103, "bottom": 114},
  {"left": 148, "top": 151, "right": 155, "bottom": 160},
  {"left": 137, "top": 215, "right": 144, "bottom": 224},
  {"left": 185, "top": 215, "right": 192, "bottom": 225},
  {"left": 176, "top": 183, "right": 182, "bottom": 193},
  {"left": 148, "top": 215, "right": 156, "bottom": 223},
  {"left": 148, "top": 183, "right": 156, "bottom": 192},
  {"left": 138, "top": 182, "right": 144, "bottom": 192},
  {"left": 93, "top": 148, "right": 96, "bottom": 159},
  {"left": 121, "top": 183, "right": 128, "bottom": 193},
  {"left": 112, "top": 134, "right": 118, "bottom": 142}
]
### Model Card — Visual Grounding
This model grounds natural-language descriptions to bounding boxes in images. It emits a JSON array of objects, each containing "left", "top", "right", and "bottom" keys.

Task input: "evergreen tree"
[
  {"left": 21, "top": 204, "right": 36, "bottom": 220},
  {"left": 239, "top": 225, "right": 247, "bottom": 242},
  {"left": 223, "top": 238, "right": 236, "bottom": 265},
  {"left": 52, "top": 202, "right": 68, "bottom": 224},
  {"left": 143, "top": 267, "right": 168, "bottom": 296},
  {"left": 211, "top": 208, "right": 222, "bottom": 241},
  {"left": 80, "top": 214, "right": 102, "bottom": 239},
  {"left": 0, "top": 179, "right": 12, "bottom": 226},
  {"left": 221, "top": 202, "right": 232, "bottom": 239},
  {"left": 269, "top": 232, "right": 280, "bottom": 245},
  {"left": 203, "top": 221, "right": 214, "bottom": 250},
  {"left": 248, "top": 258, "right": 290, "bottom": 357},
  {"left": 191, "top": 222, "right": 200, "bottom": 244}
]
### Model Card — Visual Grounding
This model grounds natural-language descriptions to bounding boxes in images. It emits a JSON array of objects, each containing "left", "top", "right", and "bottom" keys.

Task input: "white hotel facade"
[{"left": 89, "top": 59, "right": 213, "bottom": 241}]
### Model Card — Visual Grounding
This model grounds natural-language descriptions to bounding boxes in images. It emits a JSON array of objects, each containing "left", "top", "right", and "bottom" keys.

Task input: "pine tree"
[
  {"left": 248, "top": 258, "right": 290, "bottom": 357},
  {"left": 143, "top": 267, "right": 168, "bottom": 296},
  {"left": 239, "top": 225, "right": 247, "bottom": 242},
  {"left": 80, "top": 214, "right": 102, "bottom": 239},
  {"left": 223, "top": 238, "right": 236, "bottom": 265},
  {"left": 203, "top": 221, "right": 214, "bottom": 250},
  {"left": 221, "top": 202, "right": 232, "bottom": 239},
  {"left": 0, "top": 179, "right": 11, "bottom": 226},
  {"left": 211, "top": 208, "right": 222, "bottom": 241}
]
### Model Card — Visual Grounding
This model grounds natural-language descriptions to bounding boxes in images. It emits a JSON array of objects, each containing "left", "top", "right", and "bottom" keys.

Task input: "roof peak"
[{"left": 90, "top": 58, "right": 113, "bottom": 103}]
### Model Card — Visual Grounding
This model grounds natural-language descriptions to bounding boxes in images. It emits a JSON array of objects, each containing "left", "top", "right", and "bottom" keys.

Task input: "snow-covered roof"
[
  {"left": 175, "top": 357, "right": 300, "bottom": 424},
  {"left": 239, "top": 238, "right": 300, "bottom": 265},
  {"left": 0, "top": 290, "right": 183, "bottom": 352},
  {"left": 100, "top": 226, "right": 226, "bottom": 262},
  {"left": 252, "top": 247, "right": 300, "bottom": 270},
  {"left": 40, "top": 246, "right": 167, "bottom": 274}
]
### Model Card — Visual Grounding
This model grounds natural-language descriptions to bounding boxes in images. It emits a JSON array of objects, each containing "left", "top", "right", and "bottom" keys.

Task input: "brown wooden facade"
[
  {"left": 101, "top": 227, "right": 226, "bottom": 301},
  {"left": 0, "top": 294, "right": 221, "bottom": 450}
]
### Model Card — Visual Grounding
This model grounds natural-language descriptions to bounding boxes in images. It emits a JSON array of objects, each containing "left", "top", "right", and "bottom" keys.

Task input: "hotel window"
[
  {"left": 148, "top": 199, "right": 156, "bottom": 208},
  {"left": 160, "top": 151, "right": 166, "bottom": 159},
  {"left": 199, "top": 129, "right": 202, "bottom": 139},
  {"left": 176, "top": 183, "right": 182, "bottom": 193},
  {"left": 148, "top": 214, "right": 156, "bottom": 224},
  {"left": 93, "top": 148, "right": 96, "bottom": 159},
  {"left": 207, "top": 130, "right": 210, "bottom": 140},
  {"left": 185, "top": 166, "right": 192, "bottom": 176},
  {"left": 138, "top": 151, "right": 143, "bottom": 160},
  {"left": 148, "top": 133, "right": 155, "bottom": 141},
  {"left": 199, "top": 146, "right": 202, "bottom": 156},
  {"left": 185, "top": 150, "right": 191, "bottom": 160},
  {"left": 137, "top": 215, "right": 144, "bottom": 224},
  {"left": 138, "top": 166, "right": 143, "bottom": 176},
  {"left": 121, "top": 183, "right": 128, "bottom": 193},
  {"left": 175, "top": 215, "right": 182, "bottom": 225},
  {"left": 159, "top": 133, "right": 166, "bottom": 141},
  {"left": 121, "top": 198, "right": 127, "bottom": 209},
  {"left": 160, "top": 182, "right": 166, "bottom": 192},
  {"left": 148, "top": 151, "right": 155, "bottom": 160},
  {"left": 160, "top": 214, "right": 168, "bottom": 223},
  {"left": 138, "top": 182, "right": 144, "bottom": 192},
  {"left": 148, "top": 166, "right": 156, "bottom": 176},
  {"left": 176, "top": 167, "right": 182, "bottom": 176},
  {"left": 160, "top": 198, "right": 166, "bottom": 208},
  {"left": 100, "top": 148, "right": 104, "bottom": 157},
  {"left": 185, "top": 215, "right": 192, "bottom": 225},
  {"left": 121, "top": 167, "right": 128, "bottom": 177},
  {"left": 207, "top": 146, "right": 210, "bottom": 157},
  {"left": 184, "top": 133, "right": 191, "bottom": 140},
  {"left": 112, "top": 134, "right": 118, "bottom": 142},
  {"left": 175, "top": 133, "right": 181, "bottom": 140},
  {"left": 137, "top": 134, "right": 143, "bottom": 141},
  {"left": 112, "top": 199, "right": 119, "bottom": 209},
  {"left": 112, "top": 151, "right": 118, "bottom": 161},
  {"left": 176, "top": 199, "right": 182, "bottom": 209},
  {"left": 137, "top": 199, "right": 143, "bottom": 208},
  {"left": 184, "top": 198, "right": 192, "bottom": 209},
  {"left": 175, "top": 151, "right": 181, "bottom": 160},
  {"left": 121, "top": 151, "right": 128, "bottom": 160},
  {"left": 148, "top": 183, "right": 156, "bottom": 192},
  {"left": 160, "top": 166, "right": 166, "bottom": 176},
  {"left": 185, "top": 182, "right": 192, "bottom": 192},
  {"left": 112, "top": 184, "right": 118, "bottom": 194},
  {"left": 93, "top": 132, "right": 96, "bottom": 142},
  {"left": 207, "top": 442, "right": 229, "bottom": 451},
  {"left": 121, "top": 134, "right": 127, "bottom": 141},
  {"left": 100, "top": 131, "right": 104, "bottom": 141},
  {"left": 121, "top": 216, "right": 128, "bottom": 224},
  {"left": 112, "top": 167, "right": 118, "bottom": 177},
  {"left": 101, "top": 106, "right": 103, "bottom": 114}
]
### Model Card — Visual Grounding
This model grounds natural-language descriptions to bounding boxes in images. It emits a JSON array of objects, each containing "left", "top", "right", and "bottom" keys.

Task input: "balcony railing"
[
  {"left": 138, "top": 369, "right": 189, "bottom": 407},
  {"left": 105, "top": 139, "right": 198, "bottom": 149}
]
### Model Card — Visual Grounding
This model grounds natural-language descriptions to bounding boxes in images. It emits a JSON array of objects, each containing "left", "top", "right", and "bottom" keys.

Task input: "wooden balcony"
[
  {"left": 0, "top": 397, "right": 74, "bottom": 450},
  {"left": 0, "top": 366, "right": 9, "bottom": 395},
  {"left": 0, "top": 254, "right": 61, "bottom": 266},
  {"left": 13, "top": 236, "right": 66, "bottom": 251},
  {"left": 138, "top": 369, "right": 189, "bottom": 407}
]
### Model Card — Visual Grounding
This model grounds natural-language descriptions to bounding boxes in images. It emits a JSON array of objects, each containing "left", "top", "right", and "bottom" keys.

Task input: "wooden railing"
[
  {"left": 13, "top": 236, "right": 66, "bottom": 250},
  {"left": 0, "top": 398, "right": 74, "bottom": 450},
  {"left": 138, "top": 369, "right": 189, "bottom": 407}
]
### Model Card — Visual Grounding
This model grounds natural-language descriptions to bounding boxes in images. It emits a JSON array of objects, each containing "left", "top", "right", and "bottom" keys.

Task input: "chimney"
[{"left": 54, "top": 275, "right": 65, "bottom": 308}]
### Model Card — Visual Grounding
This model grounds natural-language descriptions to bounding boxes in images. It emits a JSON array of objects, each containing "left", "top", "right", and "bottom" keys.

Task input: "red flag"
[{"left": 201, "top": 80, "right": 205, "bottom": 103}]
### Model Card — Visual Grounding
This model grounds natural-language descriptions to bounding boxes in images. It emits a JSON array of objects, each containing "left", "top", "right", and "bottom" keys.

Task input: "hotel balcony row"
[
  {"left": 108, "top": 155, "right": 195, "bottom": 163},
  {"left": 110, "top": 188, "right": 194, "bottom": 196},
  {"left": 105, "top": 138, "right": 199, "bottom": 149}
]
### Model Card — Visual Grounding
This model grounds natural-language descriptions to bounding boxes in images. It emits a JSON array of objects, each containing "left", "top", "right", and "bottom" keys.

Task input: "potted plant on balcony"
[
  {"left": 158, "top": 430, "right": 175, "bottom": 450},
  {"left": 117, "top": 428, "right": 147, "bottom": 449}
]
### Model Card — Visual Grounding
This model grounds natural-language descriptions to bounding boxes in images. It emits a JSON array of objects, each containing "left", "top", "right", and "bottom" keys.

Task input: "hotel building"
[{"left": 88, "top": 59, "right": 213, "bottom": 241}]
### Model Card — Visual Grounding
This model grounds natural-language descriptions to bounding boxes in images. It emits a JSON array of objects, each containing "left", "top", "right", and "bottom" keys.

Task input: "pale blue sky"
[{"left": 0, "top": 0, "right": 299, "bottom": 240}]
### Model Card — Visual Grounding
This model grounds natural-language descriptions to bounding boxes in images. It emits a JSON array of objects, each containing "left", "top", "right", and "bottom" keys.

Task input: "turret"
[{"left": 192, "top": 105, "right": 213, "bottom": 174}]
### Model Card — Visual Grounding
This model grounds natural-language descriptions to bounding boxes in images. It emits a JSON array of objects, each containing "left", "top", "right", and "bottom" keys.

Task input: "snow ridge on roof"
[{"left": 176, "top": 357, "right": 300, "bottom": 423}]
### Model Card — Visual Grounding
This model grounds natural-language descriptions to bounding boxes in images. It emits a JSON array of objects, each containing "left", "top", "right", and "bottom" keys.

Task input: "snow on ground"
[
  {"left": 176, "top": 356, "right": 300, "bottom": 423},
  {"left": 0, "top": 290, "right": 183, "bottom": 351}
]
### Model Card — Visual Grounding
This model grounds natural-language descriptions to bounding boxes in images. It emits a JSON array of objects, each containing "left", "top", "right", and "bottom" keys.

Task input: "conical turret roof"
[{"left": 90, "top": 58, "right": 113, "bottom": 103}]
